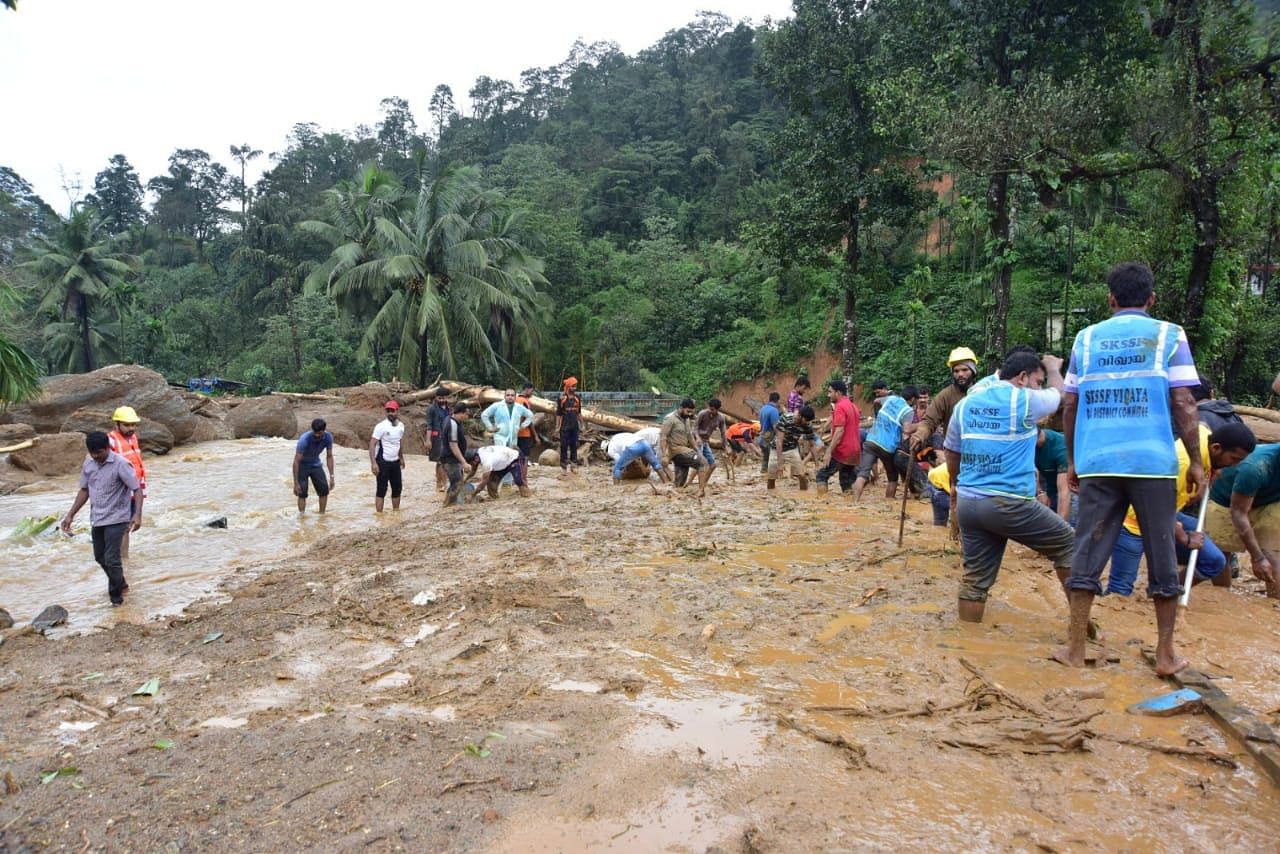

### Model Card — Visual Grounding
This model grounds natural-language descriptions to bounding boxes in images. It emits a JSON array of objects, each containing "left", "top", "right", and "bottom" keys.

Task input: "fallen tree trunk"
[
  {"left": 436, "top": 382, "right": 651, "bottom": 433},
  {"left": 0, "top": 440, "right": 35, "bottom": 454},
  {"left": 271, "top": 391, "right": 342, "bottom": 402},
  {"left": 1233, "top": 404, "right": 1280, "bottom": 425}
]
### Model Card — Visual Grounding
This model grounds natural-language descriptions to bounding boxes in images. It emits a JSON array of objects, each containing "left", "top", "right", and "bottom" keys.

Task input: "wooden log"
[
  {"left": 436, "top": 381, "right": 651, "bottom": 433},
  {"left": 270, "top": 391, "right": 342, "bottom": 402},
  {"left": 1233, "top": 404, "right": 1280, "bottom": 425},
  {"left": 1141, "top": 649, "right": 1280, "bottom": 787}
]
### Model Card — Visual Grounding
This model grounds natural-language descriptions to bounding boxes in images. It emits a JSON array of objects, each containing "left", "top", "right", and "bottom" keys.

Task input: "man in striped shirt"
[{"left": 1055, "top": 262, "right": 1204, "bottom": 676}]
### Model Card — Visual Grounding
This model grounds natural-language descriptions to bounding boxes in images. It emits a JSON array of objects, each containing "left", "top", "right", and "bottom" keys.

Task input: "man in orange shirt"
[
  {"left": 107, "top": 406, "right": 147, "bottom": 561},
  {"left": 516, "top": 382, "right": 539, "bottom": 482}
]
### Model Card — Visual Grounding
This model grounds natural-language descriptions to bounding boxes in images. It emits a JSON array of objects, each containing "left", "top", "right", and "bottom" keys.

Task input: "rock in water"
[
  {"left": 205, "top": 516, "right": 228, "bottom": 528},
  {"left": 30, "top": 604, "right": 68, "bottom": 632},
  {"left": 229, "top": 396, "right": 297, "bottom": 439},
  {"left": 0, "top": 608, "right": 13, "bottom": 629}
]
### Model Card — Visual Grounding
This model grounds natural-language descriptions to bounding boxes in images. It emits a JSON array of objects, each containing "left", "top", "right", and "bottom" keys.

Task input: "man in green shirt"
[
  {"left": 1035, "top": 428, "right": 1073, "bottom": 523},
  {"left": 1206, "top": 443, "right": 1280, "bottom": 598}
]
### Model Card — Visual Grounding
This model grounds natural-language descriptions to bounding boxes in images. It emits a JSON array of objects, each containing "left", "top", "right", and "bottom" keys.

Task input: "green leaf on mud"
[
  {"left": 153, "top": 739, "right": 175, "bottom": 750},
  {"left": 81, "top": 672, "right": 104, "bottom": 681},
  {"left": 486, "top": 732, "right": 506, "bottom": 741},
  {"left": 133, "top": 677, "right": 160, "bottom": 696},
  {"left": 40, "top": 767, "right": 79, "bottom": 784},
  {"left": 201, "top": 632, "right": 223, "bottom": 644}
]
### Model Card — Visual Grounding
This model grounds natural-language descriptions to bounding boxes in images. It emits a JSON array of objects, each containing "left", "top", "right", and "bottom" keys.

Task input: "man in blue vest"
[
  {"left": 1055, "top": 262, "right": 1204, "bottom": 677},
  {"left": 944, "top": 351, "right": 1072, "bottom": 622},
  {"left": 852, "top": 385, "right": 920, "bottom": 502}
]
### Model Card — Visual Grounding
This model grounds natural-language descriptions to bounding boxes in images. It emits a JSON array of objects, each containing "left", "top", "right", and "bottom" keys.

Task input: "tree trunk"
[
  {"left": 839, "top": 213, "right": 861, "bottom": 385},
  {"left": 78, "top": 292, "right": 96, "bottom": 373},
  {"left": 1182, "top": 180, "right": 1219, "bottom": 349},
  {"left": 416, "top": 332, "right": 430, "bottom": 388},
  {"left": 286, "top": 288, "right": 302, "bottom": 375},
  {"left": 986, "top": 171, "right": 1011, "bottom": 360},
  {"left": 434, "top": 381, "right": 651, "bottom": 433}
]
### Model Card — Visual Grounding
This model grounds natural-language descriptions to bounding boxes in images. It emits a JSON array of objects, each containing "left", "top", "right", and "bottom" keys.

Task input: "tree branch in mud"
[{"left": 776, "top": 713, "right": 869, "bottom": 768}]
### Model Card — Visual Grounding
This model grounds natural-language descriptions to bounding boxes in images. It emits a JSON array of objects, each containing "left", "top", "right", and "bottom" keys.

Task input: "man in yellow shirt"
[{"left": 1105, "top": 422, "right": 1255, "bottom": 596}]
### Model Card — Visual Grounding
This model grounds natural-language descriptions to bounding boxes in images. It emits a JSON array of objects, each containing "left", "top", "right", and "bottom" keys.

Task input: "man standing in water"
[
  {"left": 293, "top": 418, "right": 336, "bottom": 514},
  {"left": 443, "top": 402, "right": 473, "bottom": 507},
  {"left": 1056, "top": 262, "right": 1204, "bottom": 676},
  {"left": 107, "top": 406, "right": 146, "bottom": 561},
  {"left": 426, "top": 390, "right": 452, "bottom": 492},
  {"left": 61, "top": 432, "right": 141, "bottom": 606},
  {"left": 370, "top": 401, "right": 406, "bottom": 512}
]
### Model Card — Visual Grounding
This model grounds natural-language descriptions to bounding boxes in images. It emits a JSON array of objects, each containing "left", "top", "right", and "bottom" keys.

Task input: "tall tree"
[
  {"left": 428, "top": 85, "right": 456, "bottom": 142},
  {"left": 21, "top": 205, "right": 136, "bottom": 372},
  {"left": 229, "top": 143, "right": 263, "bottom": 231},
  {"left": 147, "top": 149, "right": 231, "bottom": 251},
  {"left": 85, "top": 155, "right": 144, "bottom": 233},
  {"left": 756, "top": 0, "right": 928, "bottom": 381}
]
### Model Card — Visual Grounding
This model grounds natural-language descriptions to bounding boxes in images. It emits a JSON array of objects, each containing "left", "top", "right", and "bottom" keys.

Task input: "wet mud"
[{"left": 1, "top": 447, "right": 1278, "bottom": 851}]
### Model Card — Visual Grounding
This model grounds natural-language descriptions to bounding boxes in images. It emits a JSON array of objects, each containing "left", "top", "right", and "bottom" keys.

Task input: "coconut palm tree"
[
  {"left": 311, "top": 164, "right": 549, "bottom": 385},
  {"left": 21, "top": 205, "right": 136, "bottom": 373},
  {"left": 0, "top": 281, "right": 40, "bottom": 403}
]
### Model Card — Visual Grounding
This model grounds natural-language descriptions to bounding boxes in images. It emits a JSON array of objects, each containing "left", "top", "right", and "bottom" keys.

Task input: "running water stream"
[{"left": 0, "top": 438, "right": 416, "bottom": 633}]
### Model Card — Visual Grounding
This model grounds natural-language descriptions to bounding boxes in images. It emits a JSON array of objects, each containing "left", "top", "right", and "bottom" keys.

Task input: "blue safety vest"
[
  {"left": 1071, "top": 313, "right": 1180, "bottom": 478},
  {"left": 867, "top": 395, "right": 909, "bottom": 451},
  {"left": 955, "top": 381, "right": 1038, "bottom": 499}
]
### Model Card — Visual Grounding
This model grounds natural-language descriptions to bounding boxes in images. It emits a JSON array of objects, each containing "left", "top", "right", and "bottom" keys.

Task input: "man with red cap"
[{"left": 370, "top": 400, "right": 406, "bottom": 512}]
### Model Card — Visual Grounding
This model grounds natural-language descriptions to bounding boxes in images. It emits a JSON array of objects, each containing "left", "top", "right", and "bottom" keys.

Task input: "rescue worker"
[
  {"left": 909, "top": 347, "right": 979, "bottom": 451},
  {"left": 107, "top": 406, "right": 146, "bottom": 561}
]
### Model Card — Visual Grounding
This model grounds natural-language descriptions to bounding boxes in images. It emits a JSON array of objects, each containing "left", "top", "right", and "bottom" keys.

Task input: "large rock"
[
  {"left": 230, "top": 396, "right": 297, "bottom": 439},
  {"left": 320, "top": 409, "right": 383, "bottom": 451},
  {"left": 60, "top": 408, "right": 175, "bottom": 454},
  {"left": 0, "top": 424, "right": 36, "bottom": 445},
  {"left": 332, "top": 382, "right": 393, "bottom": 410},
  {"left": 9, "top": 432, "right": 88, "bottom": 476},
  {"left": 185, "top": 395, "right": 235, "bottom": 443},
  {"left": 0, "top": 365, "right": 201, "bottom": 444}
]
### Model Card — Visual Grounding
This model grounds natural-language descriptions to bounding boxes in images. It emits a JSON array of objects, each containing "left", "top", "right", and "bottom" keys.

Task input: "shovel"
[{"left": 1178, "top": 487, "right": 1212, "bottom": 608}]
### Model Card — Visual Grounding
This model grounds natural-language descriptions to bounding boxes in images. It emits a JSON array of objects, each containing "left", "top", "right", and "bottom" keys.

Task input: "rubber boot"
[
  {"left": 518, "top": 484, "right": 531, "bottom": 498},
  {"left": 767, "top": 479, "right": 776, "bottom": 490},
  {"left": 815, "top": 482, "right": 828, "bottom": 496},
  {"left": 798, "top": 476, "right": 809, "bottom": 491}
]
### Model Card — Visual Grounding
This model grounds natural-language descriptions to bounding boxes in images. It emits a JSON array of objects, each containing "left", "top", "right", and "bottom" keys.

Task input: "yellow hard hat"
[
  {"left": 112, "top": 406, "right": 141, "bottom": 424},
  {"left": 946, "top": 347, "right": 978, "bottom": 367}
]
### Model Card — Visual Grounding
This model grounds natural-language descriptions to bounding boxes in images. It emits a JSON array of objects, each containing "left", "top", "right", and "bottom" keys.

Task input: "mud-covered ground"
[{"left": 2, "top": 459, "right": 1280, "bottom": 852}]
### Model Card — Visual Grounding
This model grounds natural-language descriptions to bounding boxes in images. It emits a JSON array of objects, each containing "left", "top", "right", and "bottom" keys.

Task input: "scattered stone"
[
  {"left": 30, "top": 604, "right": 68, "bottom": 633},
  {"left": 204, "top": 516, "right": 228, "bottom": 529},
  {"left": 537, "top": 449, "right": 560, "bottom": 467},
  {"left": 482, "top": 809, "right": 501, "bottom": 823},
  {"left": 0, "top": 423, "right": 36, "bottom": 445},
  {"left": 0, "top": 608, "right": 12, "bottom": 629},
  {"left": 61, "top": 407, "right": 175, "bottom": 454}
]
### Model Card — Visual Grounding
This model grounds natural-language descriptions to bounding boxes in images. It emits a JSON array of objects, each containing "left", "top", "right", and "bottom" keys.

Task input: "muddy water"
[
  {"left": 0, "top": 438, "right": 418, "bottom": 632},
  {"left": 497, "top": 499, "right": 1280, "bottom": 851}
]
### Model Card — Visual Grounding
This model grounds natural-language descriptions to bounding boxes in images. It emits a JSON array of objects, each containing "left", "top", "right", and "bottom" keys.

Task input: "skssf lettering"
[
  {"left": 1082, "top": 387, "right": 1149, "bottom": 406},
  {"left": 1097, "top": 337, "right": 1157, "bottom": 351}
]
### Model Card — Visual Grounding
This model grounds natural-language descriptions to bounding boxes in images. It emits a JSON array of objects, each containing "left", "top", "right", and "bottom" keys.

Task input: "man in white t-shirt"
[
  {"left": 370, "top": 400, "right": 407, "bottom": 512},
  {"left": 474, "top": 444, "right": 531, "bottom": 499}
]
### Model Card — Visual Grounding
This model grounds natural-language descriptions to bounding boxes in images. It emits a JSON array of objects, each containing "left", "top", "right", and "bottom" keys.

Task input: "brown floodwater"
[{"left": 0, "top": 438, "right": 418, "bottom": 632}]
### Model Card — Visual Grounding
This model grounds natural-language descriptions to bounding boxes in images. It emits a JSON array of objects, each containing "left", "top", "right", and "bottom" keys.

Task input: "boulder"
[
  {"left": 229, "top": 396, "right": 297, "bottom": 439},
  {"left": 0, "top": 365, "right": 201, "bottom": 444},
  {"left": 9, "top": 432, "right": 88, "bottom": 476},
  {"left": 60, "top": 408, "right": 175, "bottom": 454},
  {"left": 321, "top": 409, "right": 384, "bottom": 451},
  {"left": 0, "top": 424, "right": 36, "bottom": 445},
  {"left": 30, "top": 604, "right": 68, "bottom": 633},
  {"left": 537, "top": 449, "right": 561, "bottom": 467},
  {"left": 185, "top": 395, "right": 235, "bottom": 443},
  {"left": 332, "top": 382, "right": 394, "bottom": 410},
  {"left": 0, "top": 608, "right": 12, "bottom": 629}
]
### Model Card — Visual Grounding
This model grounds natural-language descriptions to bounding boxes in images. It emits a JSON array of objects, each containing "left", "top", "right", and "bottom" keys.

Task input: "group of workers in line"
[{"left": 62, "top": 263, "right": 1280, "bottom": 678}]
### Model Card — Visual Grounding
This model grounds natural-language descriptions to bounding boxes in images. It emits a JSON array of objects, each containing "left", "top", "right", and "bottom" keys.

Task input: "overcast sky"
[{"left": 0, "top": 0, "right": 793, "bottom": 210}]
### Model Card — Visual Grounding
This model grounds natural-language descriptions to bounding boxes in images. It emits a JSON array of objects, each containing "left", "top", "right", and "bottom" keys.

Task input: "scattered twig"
[
  {"left": 958, "top": 657, "right": 1049, "bottom": 717},
  {"left": 776, "top": 713, "right": 867, "bottom": 767},
  {"left": 858, "top": 586, "right": 888, "bottom": 606},
  {"left": 274, "top": 778, "right": 340, "bottom": 810},
  {"left": 1096, "top": 734, "right": 1238, "bottom": 768},
  {"left": 436, "top": 776, "right": 501, "bottom": 796}
]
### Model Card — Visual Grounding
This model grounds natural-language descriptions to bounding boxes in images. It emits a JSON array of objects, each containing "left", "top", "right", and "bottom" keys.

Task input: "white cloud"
[{"left": 0, "top": 0, "right": 791, "bottom": 207}]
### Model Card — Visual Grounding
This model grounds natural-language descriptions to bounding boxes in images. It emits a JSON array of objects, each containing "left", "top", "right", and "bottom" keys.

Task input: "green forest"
[{"left": 2, "top": 0, "right": 1278, "bottom": 404}]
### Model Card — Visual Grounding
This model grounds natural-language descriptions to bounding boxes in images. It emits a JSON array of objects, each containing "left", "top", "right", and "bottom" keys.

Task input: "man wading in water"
[
  {"left": 370, "top": 401, "right": 406, "bottom": 512},
  {"left": 61, "top": 431, "right": 142, "bottom": 606},
  {"left": 293, "top": 418, "right": 336, "bottom": 514},
  {"left": 1055, "top": 262, "right": 1204, "bottom": 676}
]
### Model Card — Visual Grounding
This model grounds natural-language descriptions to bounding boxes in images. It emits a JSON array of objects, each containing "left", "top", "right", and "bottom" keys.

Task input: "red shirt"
[{"left": 830, "top": 397, "right": 861, "bottom": 464}]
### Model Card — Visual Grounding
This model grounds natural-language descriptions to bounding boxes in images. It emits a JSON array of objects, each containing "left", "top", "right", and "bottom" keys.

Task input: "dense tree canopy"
[{"left": 1, "top": 1, "right": 1277, "bottom": 404}]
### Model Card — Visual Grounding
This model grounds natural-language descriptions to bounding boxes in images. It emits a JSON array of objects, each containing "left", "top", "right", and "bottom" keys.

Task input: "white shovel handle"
[{"left": 1178, "top": 486, "right": 1212, "bottom": 608}]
